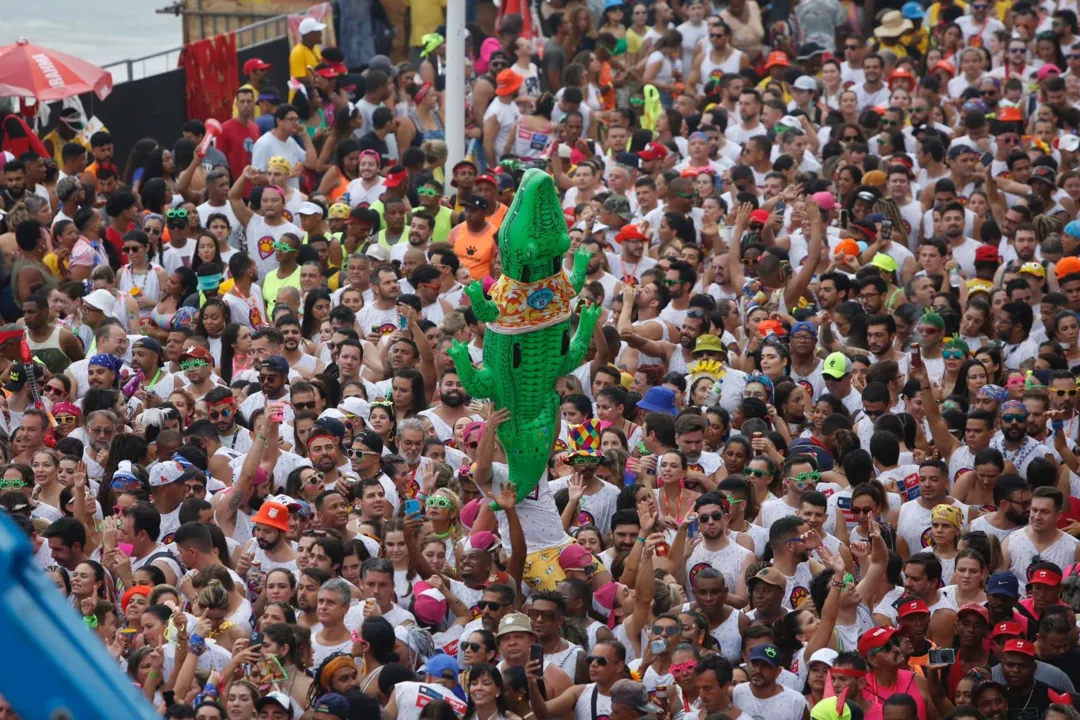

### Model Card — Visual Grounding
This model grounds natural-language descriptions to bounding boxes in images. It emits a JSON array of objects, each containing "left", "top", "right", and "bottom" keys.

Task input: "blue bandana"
[
  {"left": 746, "top": 371, "right": 775, "bottom": 403},
  {"left": 89, "top": 354, "right": 123, "bottom": 375},
  {"left": 197, "top": 274, "right": 223, "bottom": 292}
]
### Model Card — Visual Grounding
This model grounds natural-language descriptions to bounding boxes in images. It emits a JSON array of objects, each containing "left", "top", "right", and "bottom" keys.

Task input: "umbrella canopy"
[{"left": 0, "top": 39, "right": 113, "bottom": 102}]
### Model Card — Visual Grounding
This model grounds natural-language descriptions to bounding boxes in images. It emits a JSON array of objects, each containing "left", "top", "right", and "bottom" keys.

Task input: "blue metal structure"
[{"left": 0, "top": 512, "right": 160, "bottom": 720}]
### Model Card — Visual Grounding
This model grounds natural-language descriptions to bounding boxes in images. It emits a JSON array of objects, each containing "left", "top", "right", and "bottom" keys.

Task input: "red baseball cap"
[
  {"left": 749, "top": 209, "right": 771, "bottom": 225},
  {"left": 957, "top": 603, "right": 990, "bottom": 624},
  {"left": 637, "top": 142, "right": 669, "bottom": 161},
  {"left": 383, "top": 169, "right": 409, "bottom": 189},
  {"left": 992, "top": 620, "right": 1023, "bottom": 639},
  {"left": 858, "top": 626, "right": 899, "bottom": 656},
  {"left": 474, "top": 174, "right": 498, "bottom": 187},
  {"left": 1029, "top": 568, "right": 1063, "bottom": 586},
  {"left": 975, "top": 245, "right": 1000, "bottom": 263},
  {"left": 1004, "top": 638, "right": 1036, "bottom": 656},
  {"left": 243, "top": 58, "right": 272, "bottom": 74},
  {"left": 897, "top": 598, "right": 929, "bottom": 618},
  {"left": 998, "top": 106, "right": 1023, "bottom": 123}
]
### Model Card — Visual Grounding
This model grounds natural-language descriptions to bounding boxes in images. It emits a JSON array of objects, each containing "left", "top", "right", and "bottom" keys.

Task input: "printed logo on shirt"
[
  {"left": 160, "top": 531, "right": 177, "bottom": 545},
  {"left": 258, "top": 236, "right": 275, "bottom": 259},
  {"left": 442, "top": 638, "right": 460, "bottom": 656},
  {"left": 373, "top": 322, "right": 398, "bottom": 336},
  {"left": 689, "top": 562, "right": 712, "bottom": 588},
  {"left": 921, "top": 526, "right": 933, "bottom": 548},
  {"left": 898, "top": 474, "right": 921, "bottom": 501},
  {"left": 789, "top": 585, "right": 810, "bottom": 609},
  {"left": 688, "top": 463, "right": 704, "bottom": 475},
  {"left": 577, "top": 509, "right": 595, "bottom": 527},
  {"left": 416, "top": 685, "right": 467, "bottom": 717}
]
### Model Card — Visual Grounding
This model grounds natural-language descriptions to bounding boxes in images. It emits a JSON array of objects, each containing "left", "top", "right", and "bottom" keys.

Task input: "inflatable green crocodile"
[{"left": 446, "top": 168, "right": 601, "bottom": 502}]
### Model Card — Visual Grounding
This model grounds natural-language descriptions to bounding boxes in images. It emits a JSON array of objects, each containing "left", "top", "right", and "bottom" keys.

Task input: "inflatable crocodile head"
[{"left": 497, "top": 168, "right": 569, "bottom": 284}]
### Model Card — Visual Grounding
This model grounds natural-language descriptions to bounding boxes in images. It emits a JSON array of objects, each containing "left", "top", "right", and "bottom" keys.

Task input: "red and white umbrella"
[{"left": 0, "top": 39, "right": 113, "bottom": 102}]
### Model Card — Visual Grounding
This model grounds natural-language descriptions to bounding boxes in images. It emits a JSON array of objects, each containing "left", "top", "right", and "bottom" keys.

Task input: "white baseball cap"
[
  {"left": 341, "top": 397, "right": 371, "bottom": 423},
  {"left": 298, "top": 17, "right": 327, "bottom": 36},
  {"left": 83, "top": 289, "right": 117, "bottom": 315},
  {"left": 297, "top": 201, "right": 325, "bottom": 217},
  {"left": 793, "top": 76, "right": 818, "bottom": 91},
  {"left": 1059, "top": 134, "right": 1080, "bottom": 153},
  {"left": 365, "top": 244, "right": 390, "bottom": 263}
]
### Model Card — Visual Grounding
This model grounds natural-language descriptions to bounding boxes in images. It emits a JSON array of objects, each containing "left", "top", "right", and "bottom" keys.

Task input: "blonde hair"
[
  {"left": 195, "top": 579, "right": 230, "bottom": 610},
  {"left": 422, "top": 139, "right": 448, "bottom": 166}
]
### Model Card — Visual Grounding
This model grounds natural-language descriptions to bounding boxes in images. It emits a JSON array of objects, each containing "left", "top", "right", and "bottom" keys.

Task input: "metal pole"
[{"left": 445, "top": 0, "right": 466, "bottom": 174}]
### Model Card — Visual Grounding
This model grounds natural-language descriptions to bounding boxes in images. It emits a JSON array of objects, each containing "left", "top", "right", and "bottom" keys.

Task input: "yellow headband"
[
  {"left": 931, "top": 504, "right": 963, "bottom": 530},
  {"left": 268, "top": 156, "right": 292, "bottom": 174}
]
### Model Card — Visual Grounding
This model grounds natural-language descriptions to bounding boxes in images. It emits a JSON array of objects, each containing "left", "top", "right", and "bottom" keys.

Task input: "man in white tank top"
[
  {"left": 890, "top": 459, "right": 969, "bottom": 558},
  {"left": 531, "top": 592, "right": 589, "bottom": 684},
  {"left": 684, "top": 492, "right": 755, "bottom": 606},
  {"left": 767, "top": 516, "right": 824, "bottom": 611},
  {"left": 691, "top": 570, "right": 749, "bottom": 663},
  {"left": 902, "top": 552, "right": 959, "bottom": 648},
  {"left": 912, "top": 361, "right": 995, "bottom": 484},
  {"left": 1001, "top": 487, "right": 1080, "bottom": 591},
  {"left": 968, "top": 476, "right": 1030, "bottom": 543},
  {"left": 524, "top": 640, "right": 626, "bottom": 720}
]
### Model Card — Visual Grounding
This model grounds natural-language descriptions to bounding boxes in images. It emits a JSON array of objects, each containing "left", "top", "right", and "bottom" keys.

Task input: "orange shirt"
[
  {"left": 488, "top": 203, "right": 508, "bottom": 231},
  {"left": 449, "top": 221, "right": 497, "bottom": 280},
  {"left": 599, "top": 61, "right": 616, "bottom": 111}
]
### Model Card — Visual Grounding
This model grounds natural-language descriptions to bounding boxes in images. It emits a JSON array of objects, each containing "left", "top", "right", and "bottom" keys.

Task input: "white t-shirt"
[
  {"left": 244, "top": 214, "right": 302, "bottom": 281},
  {"left": 392, "top": 682, "right": 468, "bottom": 720},
  {"left": 732, "top": 683, "right": 809, "bottom": 720},
  {"left": 160, "top": 238, "right": 196, "bottom": 275},
  {"left": 483, "top": 100, "right": 521, "bottom": 163},
  {"left": 345, "top": 178, "right": 386, "bottom": 208},
  {"left": 251, "top": 132, "right": 306, "bottom": 190}
]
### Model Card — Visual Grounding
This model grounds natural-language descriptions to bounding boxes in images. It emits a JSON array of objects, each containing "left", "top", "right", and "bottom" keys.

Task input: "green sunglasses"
[
  {"left": 426, "top": 495, "right": 453, "bottom": 509},
  {"left": 165, "top": 208, "right": 188, "bottom": 219}
]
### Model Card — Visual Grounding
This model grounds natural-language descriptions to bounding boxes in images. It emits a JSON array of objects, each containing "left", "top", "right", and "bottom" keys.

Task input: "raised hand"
[{"left": 494, "top": 481, "right": 518, "bottom": 510}]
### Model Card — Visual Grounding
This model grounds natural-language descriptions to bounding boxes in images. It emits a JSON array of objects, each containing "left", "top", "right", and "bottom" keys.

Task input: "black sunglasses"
[
  {"left": 460, "top": 641, "right": 486, "bottom": 653},
  {"left": 586, "top": 655, "right": 610, "bottom": 666},
  {"left": 477, "top": 601, "right": 504, "bottom": 611},
  {"left": 293, "top": 401, "right": 316, "bottom": 411},
  {"left": 699, "top": 511, "right": 726, "bottom": 523}
]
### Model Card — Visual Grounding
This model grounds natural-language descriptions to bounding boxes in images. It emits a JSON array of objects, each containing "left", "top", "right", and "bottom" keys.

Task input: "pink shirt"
[{"left": 862, "top": 670, "right": 926, "bottom": 720}]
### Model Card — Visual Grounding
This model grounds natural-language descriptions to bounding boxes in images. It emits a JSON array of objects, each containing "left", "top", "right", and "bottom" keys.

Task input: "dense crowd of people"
[{"left": 6, "top": 0, "right": 1080, "bottom": 719}]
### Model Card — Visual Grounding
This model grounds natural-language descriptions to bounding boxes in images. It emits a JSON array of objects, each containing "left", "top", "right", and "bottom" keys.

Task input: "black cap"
[{"left": 461, "top": 194, "right": 489, "bottom": 210}]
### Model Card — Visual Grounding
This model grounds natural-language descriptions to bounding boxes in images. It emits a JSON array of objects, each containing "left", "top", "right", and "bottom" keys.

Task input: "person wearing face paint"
[{"left": 228, "top": 165, "right": 303, "bottom": 281}]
